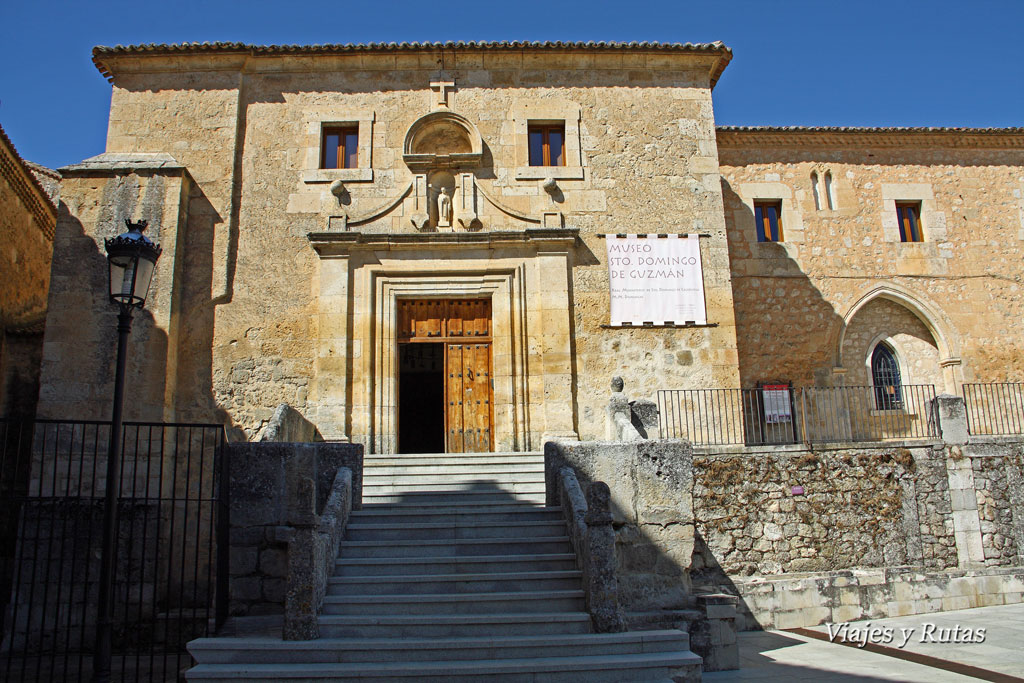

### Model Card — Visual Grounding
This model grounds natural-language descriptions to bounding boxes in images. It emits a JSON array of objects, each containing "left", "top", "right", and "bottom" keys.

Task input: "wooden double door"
[{"left": 397, "top": 299, "right": 493, "bottom": 453}]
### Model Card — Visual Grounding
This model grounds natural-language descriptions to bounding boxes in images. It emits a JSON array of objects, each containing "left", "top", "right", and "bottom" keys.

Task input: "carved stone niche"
[
  {"left": 405, "top": 111, "right": 483, "bottom": 231},
  {"left": 403, "top": 111, "right": 483, "bottom": 172}
]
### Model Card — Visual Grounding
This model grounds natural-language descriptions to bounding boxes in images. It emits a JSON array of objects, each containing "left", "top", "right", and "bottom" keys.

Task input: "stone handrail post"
[
  {"left": 584, "top": 481, "right": 626, "bottom": 633},
  {"left": 283, "top": 467, "right": 353, "bottom": 640},
  {"left": 553, "top": 467, "right": 625, "bottom": 633}
]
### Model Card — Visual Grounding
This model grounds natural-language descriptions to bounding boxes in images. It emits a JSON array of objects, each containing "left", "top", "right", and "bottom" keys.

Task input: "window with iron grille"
[{"left": 872, "top": 344, "right": 903, "bottom": 410}]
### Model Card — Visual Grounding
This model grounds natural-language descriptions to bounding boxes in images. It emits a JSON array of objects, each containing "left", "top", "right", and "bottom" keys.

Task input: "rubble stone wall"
[
  {"left": 691, "top": 445, "right": 958, "bottom": 582},
  {"left": 967, "top": 441, "right": 1024, "bottom": 566}
]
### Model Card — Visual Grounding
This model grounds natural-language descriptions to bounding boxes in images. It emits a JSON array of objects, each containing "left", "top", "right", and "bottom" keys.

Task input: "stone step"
[
  {"left": 350, "top": 506, "right": 562, "bottom": 525},
  {"left": 315, "top": 612, "right": 592, "bottom": 638},
  {"left": 364, "top": 463, "right": 544, "bottom": 476},
  {"left": 345, "top": 520, "right": 566, "bottom": 541},
  {"left": 361, "top": 490, "right": 546, "bottom": 505},
  {"left": 341, "top": 537, "right": 573, "bottom": 559},
  {"left": 364, "top": 456, "right": 544, "bottom": 468},
  {"left": 361, "top": 480, "right": 545, "bottom": 495},
  {"left": 333, "top": 553, "right": 578, "bottom": 577},
  {"left": 327, "top": 570, "right": 583, "bottom": 595},
  {"left": 185, "top": 651, "right": 702, "bottom": 682},
  {"left": 188, "top": 630, "right": 690, "bottom": 665},
  {"left": 359, "top": 499, "right": 547, "bottom": 512},
  {"left": 364, "top": 468, "right": 544, "bottom": 480},
  {"left": 321, "top": 590, "right": 586, "bottom": 616},
  {"left": 365, "top": 451, "right": 542, "bottom": 460}
]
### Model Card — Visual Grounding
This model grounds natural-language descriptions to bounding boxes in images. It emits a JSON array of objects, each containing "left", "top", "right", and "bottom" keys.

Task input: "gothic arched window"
[{"left": 872, "top": 344, "right": 903, "bottom": 410}]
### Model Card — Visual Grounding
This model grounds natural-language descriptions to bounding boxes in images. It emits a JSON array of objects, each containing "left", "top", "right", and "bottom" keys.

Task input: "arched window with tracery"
[{"left": 872, "top": 343, "right": 903, "bottom": 410}]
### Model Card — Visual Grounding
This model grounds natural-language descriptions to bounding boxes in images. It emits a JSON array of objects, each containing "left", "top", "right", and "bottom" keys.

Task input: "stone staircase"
[{"left": 187, "top": 451, "right": 701, "bottom": 681}]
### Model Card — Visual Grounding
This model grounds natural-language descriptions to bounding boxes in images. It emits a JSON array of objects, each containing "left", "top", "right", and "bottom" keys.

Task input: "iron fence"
[
  {"left": 658, "top": 384, "right": 938, "bottom": 446},
  {"left": 963, "top": 383, "right": 1024, "bottom": 436},
  {"left": 0, "top": 419, "right": 228, "bottom": 683},
  {"left": 657, "top": 388, "right": 799, "bottom": 446}
]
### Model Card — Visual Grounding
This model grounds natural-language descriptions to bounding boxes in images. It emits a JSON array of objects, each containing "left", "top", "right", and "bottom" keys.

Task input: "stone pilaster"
[{"left": 314, "top": 254, "right": 350, "bottom": 440}]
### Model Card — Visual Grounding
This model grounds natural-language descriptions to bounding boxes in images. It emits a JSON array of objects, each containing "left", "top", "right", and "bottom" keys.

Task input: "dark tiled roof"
[
  {"left": 716, "top": 125, "right": 1024, "bottom": 149},
  {"left": 92, "top": 40, "right": 733, "bottom": 84},
  {"left": 0, "top": 123, "right": 59, "bottom": 236},
  {"left": 718, "top": 126, "right": 1024, "bottom": 134}
]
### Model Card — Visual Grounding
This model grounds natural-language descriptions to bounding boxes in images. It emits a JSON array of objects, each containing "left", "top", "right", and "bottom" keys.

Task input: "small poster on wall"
[{"left": 604, "top": 234, "right": 708, "bottom": 325}]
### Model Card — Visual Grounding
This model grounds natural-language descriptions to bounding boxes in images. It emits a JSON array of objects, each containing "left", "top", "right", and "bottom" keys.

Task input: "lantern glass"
[{"left": 105, "top": 220, "right": 161, "bottom": 308}]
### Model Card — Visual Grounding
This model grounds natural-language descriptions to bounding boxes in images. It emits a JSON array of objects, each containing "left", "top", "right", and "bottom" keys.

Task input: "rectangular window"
[
  {"left": 754, "top": 200, "right": 784, "bottom": 242},
  {"left": 528, "top": 124, "right": 565, "bottom": 166},
  {"left": 322, "top": 126, "right": 359, "bottom": 169},
  {"left": 896, "top": 202, "right": 923, "bottom": 242}
]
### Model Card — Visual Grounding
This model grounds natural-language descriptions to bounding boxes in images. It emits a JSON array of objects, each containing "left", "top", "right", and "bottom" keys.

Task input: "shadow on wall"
[
  {"left": 544, "top": 441, "right": 732, "bottom": 624},
  {"left": 39, "top": 180, "right": 246, "bottom": 442},
  {"left": 171, "top": 188, "right": 246, "bottom": 439},
  {"left": 37, "top": 205, "right": 170, "bottom": 423},
  {"left": 546, "top": 438, "right": 971, "bottom": 637},
  {"left": 720, "top": 180, "right": 844, "bottom": 390},
  {"left": 1, "top": 330, "right": 44, "bottom": 420}
]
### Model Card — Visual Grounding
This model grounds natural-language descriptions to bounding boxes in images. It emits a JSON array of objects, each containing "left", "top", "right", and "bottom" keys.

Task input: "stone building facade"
[
  {"left": 34, "top": 42, "right": 1024, "bottom": 452},
  {"left": 0, "top": 124, "right": 58, "bottom": 418},
  {"left": 718, "top": 127, "right": 1024, "bottom": 396}
]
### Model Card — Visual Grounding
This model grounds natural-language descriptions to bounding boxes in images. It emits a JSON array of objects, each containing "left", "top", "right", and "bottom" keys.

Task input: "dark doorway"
[{"left": 398, "top": 343, "right": 445, "bottom": 453}]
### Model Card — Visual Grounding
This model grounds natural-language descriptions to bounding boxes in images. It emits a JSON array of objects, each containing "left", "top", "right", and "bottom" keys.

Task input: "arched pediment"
[{"left": 403, "top": 111, "right": 483, "bottom": 171}]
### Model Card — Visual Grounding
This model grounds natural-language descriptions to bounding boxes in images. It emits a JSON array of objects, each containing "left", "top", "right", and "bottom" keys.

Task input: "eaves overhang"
[{"left": 92, "top": 41, "right": 733, "bottom": 88}]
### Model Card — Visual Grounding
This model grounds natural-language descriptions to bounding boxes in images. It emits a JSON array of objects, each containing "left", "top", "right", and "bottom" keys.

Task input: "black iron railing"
[
  {"left": 657, "top": 388, "right": 799, "bottom": 446},
  {"left": 657, "top": 385, "right": 938, "bottom": 446},
  {"left": 0, "top": 419, "right": 228, "bottom": 683},
  {"left": 963, "top": 383, "right": 1024, "bottom": 436}
]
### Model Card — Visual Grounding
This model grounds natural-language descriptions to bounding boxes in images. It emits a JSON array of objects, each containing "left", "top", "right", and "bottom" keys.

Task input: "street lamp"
[{"left": 93, "top": 219, "right": 161, "bottom": 683}]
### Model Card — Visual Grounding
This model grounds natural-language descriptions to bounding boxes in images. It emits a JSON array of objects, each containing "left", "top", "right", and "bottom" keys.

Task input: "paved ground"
[{"left": 704, "top": 603, "right": 1024, "bottom": 682}]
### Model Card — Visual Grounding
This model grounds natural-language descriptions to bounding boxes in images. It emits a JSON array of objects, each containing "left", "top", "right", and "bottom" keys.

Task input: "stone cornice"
[
  {"left": 59, "top": 152, "right": 187, "bottom": 176},
  {"left": 716, "top": 126, "right": 1024, "bottom": 150},
  {"left": 307, "top": 228, "right": 579, "bottom": 258},
  {"left": 0, "top": 124, "right": 57, "bottom": 241},
  {"left": 92, "top": 41, "right": 732, "bottom": 87}
]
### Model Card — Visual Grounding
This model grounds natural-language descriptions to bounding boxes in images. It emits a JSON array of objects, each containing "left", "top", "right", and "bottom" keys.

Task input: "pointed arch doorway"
[{"left": 397, "top": 299, "right": 494, "bottom": 453}]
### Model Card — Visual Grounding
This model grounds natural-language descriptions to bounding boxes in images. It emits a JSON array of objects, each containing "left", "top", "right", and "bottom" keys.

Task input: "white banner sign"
[{"left": 605, "top": 234, "right": 707, "bottom": 325}]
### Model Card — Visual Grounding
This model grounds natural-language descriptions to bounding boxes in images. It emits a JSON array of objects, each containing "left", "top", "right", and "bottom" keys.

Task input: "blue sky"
[{"left": 2, "top": 0, "right": 1021, "bottom": 170}]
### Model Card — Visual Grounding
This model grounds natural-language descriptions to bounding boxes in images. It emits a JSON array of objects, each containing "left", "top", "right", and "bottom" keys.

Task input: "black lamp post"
[{"left": 93, "top": 219, "right": 161, "bottom": 683}]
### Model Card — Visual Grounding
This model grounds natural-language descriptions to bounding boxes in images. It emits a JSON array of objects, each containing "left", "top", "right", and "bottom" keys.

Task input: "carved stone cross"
[{"left": 429, "top": 80, "right": 455, "bottom": 108}]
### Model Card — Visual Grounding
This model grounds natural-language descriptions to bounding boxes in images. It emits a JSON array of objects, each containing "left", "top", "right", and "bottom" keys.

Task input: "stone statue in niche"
[{"left": 437, "top": 186, "right": 452, "bottom": 227}]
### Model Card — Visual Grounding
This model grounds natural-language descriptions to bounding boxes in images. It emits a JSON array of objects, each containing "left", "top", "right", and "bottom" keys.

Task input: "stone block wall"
[
  {"left": 259, "top": 403, "right": 322, "bottom": 443},
  {"left": 733, "top": 565, "right": 1024, "bottom": 632},
  {"left": 545, "top": 440, "right": 696, "bottom": 615},
  {"left": 718, "top": 130, "right": 1024, "bottom": 393},
  {"left": 226, "top": 441, "right": 362, "bottom": 617},
  {"left": 36, "top": 165, "right": 192, "bottom": 424},
  {"left": 549, "top": 415, "right": 1024, "bottom": 633},
  {"left": 47, "top": 45, "right": 742, "bottom": 446},
  {"left": 0, "top": 128, "right": 55, "bottom": 419},
  {"left": 966, "top": 442, "right": 1024, "bottom": 566}
]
